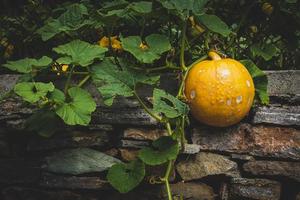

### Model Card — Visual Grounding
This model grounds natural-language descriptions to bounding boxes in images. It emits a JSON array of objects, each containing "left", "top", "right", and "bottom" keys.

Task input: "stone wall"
[{"left": 0, "top": 71, "right": 299, "bottom": 200}]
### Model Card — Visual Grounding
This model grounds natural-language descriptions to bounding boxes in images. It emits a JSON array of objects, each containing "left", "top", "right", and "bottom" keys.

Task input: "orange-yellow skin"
[{"left": 184, "top": 52, "right": 255, "bottom": 127}]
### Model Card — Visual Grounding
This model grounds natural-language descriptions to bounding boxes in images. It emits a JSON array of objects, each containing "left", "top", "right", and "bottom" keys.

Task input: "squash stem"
[{"left": 180, "top": 22, "right": 187, "bottom": 71}]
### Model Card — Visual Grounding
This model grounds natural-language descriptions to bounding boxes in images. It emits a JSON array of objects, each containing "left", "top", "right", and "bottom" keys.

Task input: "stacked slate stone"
[{"left": 0, "top": 71, "right": 299, "bottom": 200}]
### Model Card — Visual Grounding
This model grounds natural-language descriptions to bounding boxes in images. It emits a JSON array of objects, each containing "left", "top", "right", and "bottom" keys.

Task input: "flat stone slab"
[
  {"left": 265, "top": 70, "right": 300, "bottom": 96},
  {"left": 27, "top": 131, "right": 110, "bottom": 151},
  {"left": 161, "top": 182, "right": 216, "bottom": 200},
  {"left": 229, "top": 178, "right": 281, "bottom": 200},
  {"left": 176, "top": 152, "right": 240, "bottom": 181},
  {"left": 243, "top": 160, "right": 300, "bottom": 182},
  {"left": 1, "top": 187, "right": 82, "bottom": 200},
  {"left": 0, "top": 159, "right": 41, "bottom": 185},
  {"left": 251, "top": 105, "right": 300, "bottom": 126},
  {"left": 39, "top": 173, "right": 109, "bottom": 190},
  {"left": 192, "top": 123, "right": 300, "bottom": 160}
]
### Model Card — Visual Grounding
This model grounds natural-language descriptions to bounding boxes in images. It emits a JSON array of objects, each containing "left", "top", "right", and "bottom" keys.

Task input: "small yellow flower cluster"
[
  {"left": 52, "top": 64, "right": 69, "bottom": 75},
  {"left": 98, "top": 36, "right": 122, "bottom": 51},
  {"left": 139, "top": 42, "right": 149, "bottom": 50}
]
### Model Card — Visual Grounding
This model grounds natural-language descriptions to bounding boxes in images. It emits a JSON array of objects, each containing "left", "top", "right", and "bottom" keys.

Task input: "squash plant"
[{"left": 3, "top": 0, "right": 295, "bottom": 199}]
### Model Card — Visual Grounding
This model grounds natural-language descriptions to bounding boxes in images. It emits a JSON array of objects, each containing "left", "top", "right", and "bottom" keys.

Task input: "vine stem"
[
  {"left": 133, "top": 91, "right": 162, "bottom": 122},
  {"left": 77, "top": 75, "right": 91, "bottom": 88},
  {"left": 176, "top": 55, "right": 208, "bottom": 99},
  {"left": 162, "top": 160, "right": 174, "bottom": 200},
  {"left": 64, "top": 65, "right": 75, "bottom": 94},
  {"left": 180, "top": 22, "right": 187, "bottom": 71}
]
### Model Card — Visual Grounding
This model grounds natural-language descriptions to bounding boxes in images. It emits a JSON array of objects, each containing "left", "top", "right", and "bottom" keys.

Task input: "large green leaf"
[
  {"left": 138, "top": 136, "right": 179, "bottom": 165},
  {"left": 250, "top": 43, "right": 279, "bottom": 61},
  {"left": 53, "top": 40, "right": 107, "bottom": 67},
  {"left": 37, "top": 3, "right": 94, "bottom": 41},
  {"left": 129, "top": 1, "right": 152, "bottom": 14},
  {"left": 160, "top": 0, "right": 208, "bottom": 18},
  {"left": 240, "top": 60, "right": 269, "bottom": 104},
  {"left": 153, "top": 88, "right": 189, "bottom": 118},
  {"left": 197, "top": 14, "right": 231, "bottom": 37},
  {"left": 55, "top": 87, "right": 96, "bottom": 126},
  {"left": 107, "top": 159, "right": 145, "bottom": 193},
  {"left": 45, "top": 148, "right": 121, "bottom": 175},
  {"left": 3, "top": 56, "right": 52, "bottom": 73},
  {"left": 25, "top": 110, "right": 62, "bottom": 137},
  {"left": 121, "top": 34, "right": 171, "bottom": 63},
  {"left": 91, "top": 58, "right": 160, "bottom": 106},
  {"left": 14, "top": 82, "right": 55, "bottom": 103}
]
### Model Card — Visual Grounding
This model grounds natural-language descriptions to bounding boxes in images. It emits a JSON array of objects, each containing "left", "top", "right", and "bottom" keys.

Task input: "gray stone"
[
  {"left": 243, "top": 160, "right": 300, "bottom": 182},
  {"left": 0, "top": 159, "right": 41, "bottom": 184},
  {"left": 123, "top": 128, "right": 167, "bottom": 141},
  {"left": 296, "top": 192, "right": 300, "bottom": 200},
  {"left": 252, "top": 105, "right": 300, "bottom": 126},
  {"left": 0, "top": 139, "right": 9, "bottom": 156},
  {"left": 39, "top": 173, "right": 109, "bottom": 189},
  {"left": 92, "top": 106, "right": 156, "bottom": 125},
  {"left": 120, "top": 139, "right": 150, "bottom": 149},
  {"left": 161, "top": 182, "right": 216, "bottom": 200},
  {"left": 176, "top": 152, "right": 240, "bottom": 181},
  {"left": 44, "top": 148, "right": 121, "bottom": 175},
  {"left": 27, "top": 131, "right": 110, "bottom": 151},
  {"left": 231, "top": 154, "right": 254, "bottom": 161},
  {"left": 1, "top": 187, "right": 82, "bottom": 200},
  {"left": 192, "top": 124, "right": 300, "bottom": 160},
  {"left": 265, "top": 70, "right": 300, "bottom": 96},
  {"left": 229, "top": 178, "right": 281, "bottom": 200}
]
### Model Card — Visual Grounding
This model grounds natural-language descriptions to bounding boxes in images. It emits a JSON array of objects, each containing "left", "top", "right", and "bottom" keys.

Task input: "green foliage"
[
  {"left": 250, "top": 43, "right": 279, "bottom": 61},
  {"left": 3, "top": 0, "right": 297, "bottom": 197},
  {"left": 91, "top": 58, "right": 159, "bottom": 106},
  {"left": 37, "top": 3, "right": 94, "bottom": 41},
  {"left": 121, "top": 34, "right": 171, "bottom": 63},
  {"left": 138, "top": 136, "right": 179, "bottom": 165},
  {"left": 14, "top": 82, "right": 54, "bottom": 103},
  {"left": 240, "top": 60, "right": 269, "bottom": 104},
  {"left": 53, "top": 40, "right": 107, "bottom": 66},
  {"left": 153, "top": 89, "right": 189, "bottom": 119},
  {"left": 196, "top": 14, "right": 231, "bottom": 37},
  {"left": 107, "top": 160, "right": 145, "bottom": 193},
  {"left": 3, "top": 56, "right": 52, "bottom": 73},
  {"left": 54, "top": 87, "right": 96, "bottom": 126}
]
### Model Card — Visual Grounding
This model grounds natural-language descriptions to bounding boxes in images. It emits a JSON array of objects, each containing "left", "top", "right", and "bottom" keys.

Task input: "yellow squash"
[{"left": 184, "top": 51, "right": 255, "bottom": 127}]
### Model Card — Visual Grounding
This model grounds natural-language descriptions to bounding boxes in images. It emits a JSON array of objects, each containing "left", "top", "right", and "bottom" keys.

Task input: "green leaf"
[
  {"left": 55, "top": 87, "right": 96, "bottom": 126},
  {"left": 197, "top": 14, "right": 231, "bottom": 37},
  {"left": 153, "top": 88, "right": 189, "bottom": 118},
  {"left": 37, "top": 3, "right": 94, "bottom": 41},
  {"left": 53, "top": 40, "right": 107, "bottom": 67},
  {"left": 160, "top": 0, "right": 207, "bottom": 18},
  {"left": 121, "top": 34, "right": 171, "bottom": 63},
  {"left": 129, "top": 1, "right": 152, "bottom": 13},
  {"left": 45, "top": 148, "right": 121, "bottom": 175},
  {"left": 285, "top": 0, "right": 297, "bottom": 3},
  {"left": 3, "top": 56, "right": 52, "bottom": 73},
  {"left": 250, "top": 43, "right": 279, "bottom": 61},
  {"left": 14, "top": 82, "right": 55, "bottom": 103},
  {"left": 25, "top": 110, "right": 62, "bottom": 137},
  {"left": 91, "top": 58, "right": 160, "bottom": 106},
  {"left": 138, "top": 136, "right": 179, "bottom": 165},
  {"left": 240, "top": 60, "right": 269, "bottom": 104},
  {"left": 107, "top": 159, "right": 145, "bottom": 193},
  {"left": 49, "top": 88, "right": 66, "bottom": 104}
]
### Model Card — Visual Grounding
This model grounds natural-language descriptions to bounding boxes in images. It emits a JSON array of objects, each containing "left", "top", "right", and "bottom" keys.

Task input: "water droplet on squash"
[
  {"left": 246, "top": 80, "right": 251, "bottom": 87},
  {"left": 236, "top": 96, "right": 243, "bottom": 104},
  {"left": 190, "top": 90, "right": 196, "bottom": 99},
  {"left": 226, "top": 99, "right": 232, "bottom": 106}
]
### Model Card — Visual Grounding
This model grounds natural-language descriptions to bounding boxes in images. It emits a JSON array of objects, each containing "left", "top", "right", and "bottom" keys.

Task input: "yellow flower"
[
  {"left": 61, "top": 64, "right": 69, "bottom": 72},
  {"left": 139, "top": 42, "right": 149, "bottom": 50},
  {"left": 262, "top": 2, "right": 274, "bottom": 15},
  {"left": 98, "top": 36, "right": 122, "bottom": 51}
]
